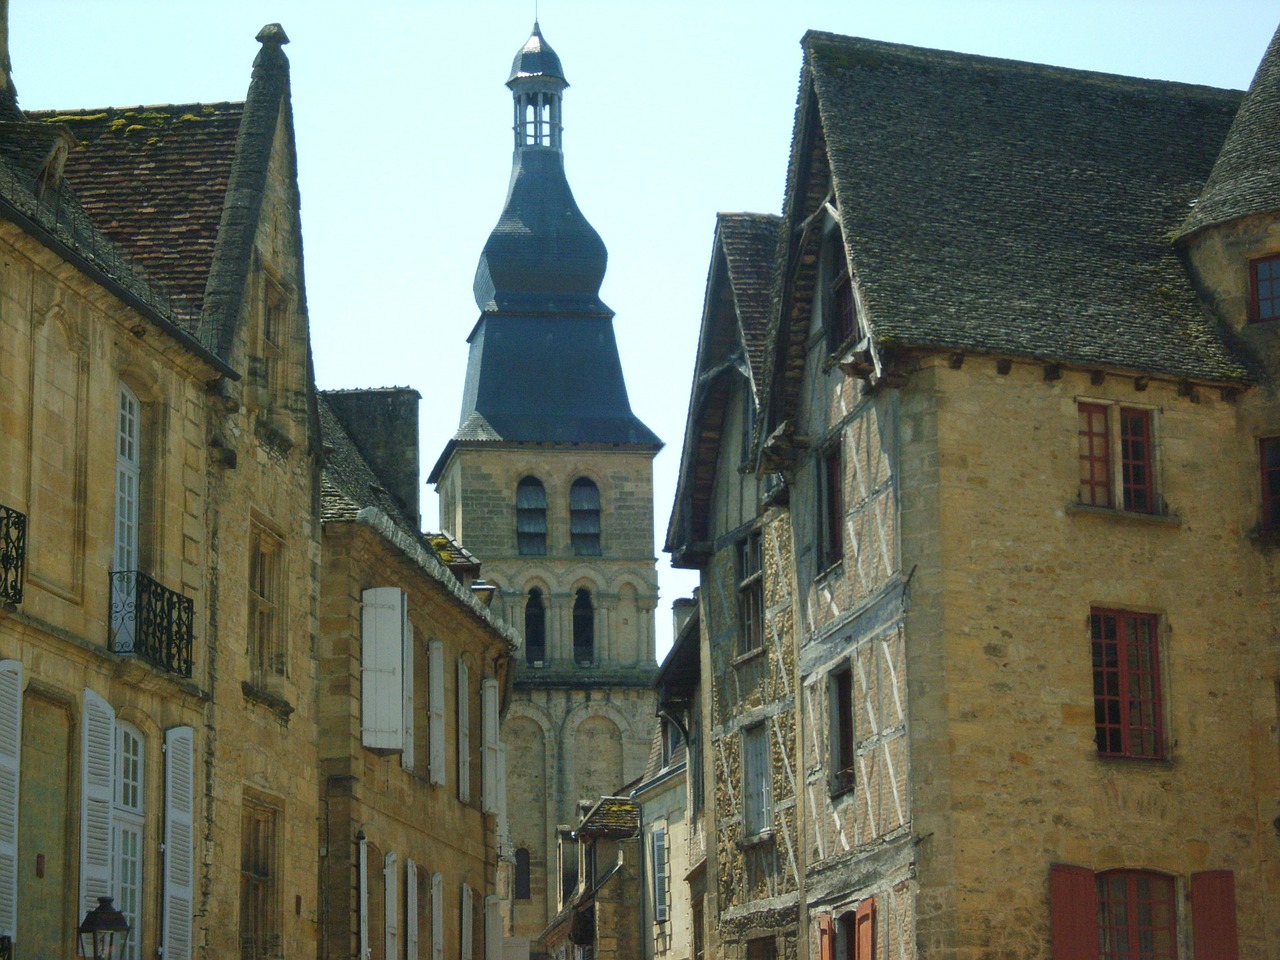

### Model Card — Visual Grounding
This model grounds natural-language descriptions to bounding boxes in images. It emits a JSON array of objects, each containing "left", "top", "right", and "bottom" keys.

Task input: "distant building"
[{"left": 428, "top": 23, "right": 662, "bottom": 948}]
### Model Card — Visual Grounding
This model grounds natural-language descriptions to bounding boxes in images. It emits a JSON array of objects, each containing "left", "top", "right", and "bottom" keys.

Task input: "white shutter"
[
  {"left": 363, "top": 587, "right": 406, "bottom": 750},
  {"left": 457, "top": 660, "right": 471, "bottom": 803},
  {"left": 385, "top": 851, "right": 399, "bottom": 959},
  {"left": 402, "top": 619, "right": 415, "bottom": 771},
  {"left": 431, "top": 872, "right": 444, "bottom": 960},
  {"left": 484, "top": 895, "right": 502, "bottom": 960},
  {"left": 405, "top": 859, "right": 420, "bottom": 960},
  {"left": 0, "top": 661, "right": 22, "bottom": 940},
  {"left": 429, "top": 641, "right": 446, "bottom": 785},
  {"left": 80, "top": 689, "right": 115, "bottom": 918},
  {"left": 481, "top": 679, "right": 499, "bottom": 814},
  {"left": 359, "top": 833, "right": 370, "bottom": 960},
  {"left": 162, "top": 727, "right": 195, "bottom": 960},
  {"left": 460, "top": 883, "right": 473, "bottom": 960}
]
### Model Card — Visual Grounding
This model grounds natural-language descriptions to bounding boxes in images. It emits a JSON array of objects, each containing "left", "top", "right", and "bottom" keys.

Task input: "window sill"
[
  {"left": 731, "top": 646, "right": 766, "bottom": 669},
  {"left": 1096, "top": 751, "right": 1171, "bottom": 767},
  {"left": 1247, "top": 525, "right": 1280, "bottom": 548},
  {"left": 738, "top": 829, "right": 774, "bottom": 850},
  {"left": 814, "top": 558, "right": 844, "bottom": 582},
  {"left": 1065, "top": 503, "right": 1180, "bottom": 527},
  {"left": 241, "top": 680, "right": 295, "bottom": 723},
  {"left": 830, "top": 778, "right": 856, "bottom": 801}
]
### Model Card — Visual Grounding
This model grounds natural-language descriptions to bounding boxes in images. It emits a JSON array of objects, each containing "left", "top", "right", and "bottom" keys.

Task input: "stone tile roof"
[
  {"left": 576, "top": 796, "right": 639, "bottom": 838},
  {"left": 794, "top": 31, "right": 1251, "bottom": 383},
  {"left": 718, "top": 212, "right": 782, "bottom": 388},
  {"left": 1179, "top": 22, "right": 1280, "bottom": 239},
  {"left": 30, "top": 103, "right": 244, "bottom": 317}
]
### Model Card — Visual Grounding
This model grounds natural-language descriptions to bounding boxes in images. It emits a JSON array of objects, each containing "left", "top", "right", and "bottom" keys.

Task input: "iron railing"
[
  {"left": 0, "top": 504, "right": 25, "bottom": 605},
  {"left": 108, "top": 570, "right": 194, "bottom": 677}
]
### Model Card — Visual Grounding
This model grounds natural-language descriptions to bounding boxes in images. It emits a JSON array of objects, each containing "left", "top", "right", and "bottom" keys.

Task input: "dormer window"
[
  {"left": 822, "top": 227, "right": 856, "bottom": 350},
  {"left": 1250, "top": 254, "right": 1280, "bottom": 323}
]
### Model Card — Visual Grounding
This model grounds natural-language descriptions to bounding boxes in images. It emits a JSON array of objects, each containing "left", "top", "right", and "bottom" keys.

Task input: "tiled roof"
[
  {"left": 1179, "top": 23, "right": 1280, "bottom": 238},
  {"left": 796, "top": 32, "right": 1250, "bottom": 383},
  {"left": 30, "top": 103, "right": 243, "bottom": 317},
  {"left": 718, "top": 212, "right": 782, "bottom": 389},
  {"left": 576, "top": 796, "right": 639, "bottom": 838}
]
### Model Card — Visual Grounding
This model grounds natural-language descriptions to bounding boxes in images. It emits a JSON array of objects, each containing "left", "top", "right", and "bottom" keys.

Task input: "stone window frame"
[
  {"left": 569, "top": 477, "right": 602, "bottom": 556},
  {"left": 248, "top": 517, "right": 287, "bottom": 685},
  {"left": 515, "top": 476, "right": 548, "bottom": 556},
  {"left": 1075, "top": 400, "right": 1162, "bottom": 516},
  {"left": 239, "top": 793, "right": 281, "bottom": 960}
]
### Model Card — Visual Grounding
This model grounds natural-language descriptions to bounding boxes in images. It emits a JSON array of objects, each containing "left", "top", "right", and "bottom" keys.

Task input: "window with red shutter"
[
  {"left": 816, "top": 913, "right": 835, "bottom": 960},
  {"left": 1049, "top": 863, "right": 1099, "bottom": 960},
  {"left": 1191, "top": 871, "right": 1239, "bottom": 960},
  {"left": 853, "top": 899, "right": 874, "bottom": 960}
]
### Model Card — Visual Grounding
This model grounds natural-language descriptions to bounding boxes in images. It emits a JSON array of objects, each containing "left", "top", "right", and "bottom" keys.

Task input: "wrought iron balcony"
[
  {"left": 0, "top": 504, "right": 24, "bottom": 605},
  {"left": 108, "top": 570, "right": 194, "bottom": 677}
]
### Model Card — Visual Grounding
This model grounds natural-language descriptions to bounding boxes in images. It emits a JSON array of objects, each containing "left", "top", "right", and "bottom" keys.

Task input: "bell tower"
[{"left": 429, "top": 23, "right": 661, "bottom": 944}]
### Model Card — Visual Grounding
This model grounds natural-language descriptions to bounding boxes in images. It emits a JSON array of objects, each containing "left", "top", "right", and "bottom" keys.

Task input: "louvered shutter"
[
  {"left": 484, "top": 895, "right": 501, "bottom": 960},
  {"left": 402, "top": 619, "right": 415, "bottom": 771},
  {"left": 652, "top": 828, "right": 668, "bottom": 921},
  {"left": 481, "top": 679, "right": 499, "bottom": 814},
  {"left": 429, "top": 641, "right": 446, "bottom": 785},
  {"left": 457, "top": 661, "right": 471, "bottom": 803},
  {"left": 1191, "top": 870, "right": 1239, "bottom": 960},
  {"left": 853, "top": 898, "right": 875, "bottom": 960},
  {"left": 363, "top": 587, "right": 406, "bottom": 750},
  {"left": 1049, "top": 863, "right": 1098, "bottom": 960},
  {"left": 0, "top": 661, "right": 21, "bottom": 941},
  {"left": 460, "top": 883, "right": 473, "bottom": 960},
  {"left": 385, "top": 851, "right": 399, "bottom": 959},
  {"left": 162, "top": 727, "right": 195, "bottom": 960},
  {"left": 80, "top": 689, "right": 115, "bottom": 917},
  {"left": 405, "top": 859, "right": 420, "bottom": 960},
  {"left": 431, "top": 872, "right": 444, "bottom": 960},
  {"left": 359, "top": 833, "right": 370, "bottom": 960},
  {"left": 816, "top": 914, "right": 834, "bottom": 960}
]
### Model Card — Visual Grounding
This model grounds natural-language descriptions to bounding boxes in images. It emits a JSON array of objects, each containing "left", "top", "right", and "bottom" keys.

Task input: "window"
[
  {"left": 261, "top": 278, "right": 287, "bottom": 399},
  {"left": 1091, "top": 609, "right": 1163, "bottom": 759},
  {"left": 1076, "top": 403, "right": 1157, "bottom": 513},
  {"left": 573, "top": 589, "right": 594, "bottom": 665},
  {"left": 818, "top": 442, "right": 844, "bottom": 569},
  {"left": 1261, "top": 437, "right": 1280, "bottom": 530},
  {"left": 747, "top": 937, "right": 777, "bottom": 960},
  {"left": 361, "top": 586, "right": 409, "bottom": 753},
  {"left": 113, "top": 383, "right": 141, "bottom": 574},
  {"left": 652, "top": 828, "right": 669, "bottom": 923},
  {"left": 831, "top": 666, "right": 855, "bottom": 794},
  {"left": 524, "top": 589, "right": 546, "bottom": 664},
  {"left": 824, "top": 230, "right": 856, "bottom": 350},
  {"left": 1097, "top": 871, "right": 1176, "bottom": 960},
  {"left": 482, "top": 678, "right": 501, "bottom": 814},
  {"left": 249, "top": 523, "right": 286, "bottom": 683},
  {"left": 570, "top": 478, "right": 602, "bottom": 556},
  {"left": 737, "top": 532, "right": 763, "bottom": 654},
  {"left": 692, "top": 899, "right": 705, "bottom": 960},
  {"left": 516, "top": 478, "right": 547, "bottom": 556},
  {"left": 742, "top": 723, "right": 771, "bottom": 837},
  {"left": 239, "top": 798, "right": 279, "bottom": 960},
  {"left": 457, "top": 659, "right": 471, "bottom": 803},
  {"left": 113, "top": 724, "right": 144, "bottom": 960},
  {"left": 460, "top": 883, "right": 474, "bottom": 960},
  {"left": 514, "top": 848, "right": 531, "bottom": 900},
  {"left": 1249, "top": 253, "right": 1280, "bottom": 322}
]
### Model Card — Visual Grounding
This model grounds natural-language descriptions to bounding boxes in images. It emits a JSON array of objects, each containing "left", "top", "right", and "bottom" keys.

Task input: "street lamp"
[{"left": 77, "top": 897, "right": 130, "bottom": 960}]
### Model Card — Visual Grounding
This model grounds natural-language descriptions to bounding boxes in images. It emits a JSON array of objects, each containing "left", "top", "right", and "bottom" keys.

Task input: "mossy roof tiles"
[{"left": 796, "top": 31, "right": 1251, "bottom": 383}]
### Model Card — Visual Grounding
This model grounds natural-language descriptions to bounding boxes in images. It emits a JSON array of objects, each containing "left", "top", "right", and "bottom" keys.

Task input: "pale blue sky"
[{"left": 13, "top": 1, "right": 1278, "bottom": 657}]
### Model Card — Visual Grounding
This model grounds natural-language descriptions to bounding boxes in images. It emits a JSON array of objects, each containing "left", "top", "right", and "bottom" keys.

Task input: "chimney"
[
  {"left": 672, "top": 596, "right": 698, "bottom": 639},
  {"left": 322, "top": 388, "right": 423, "bottom": 527}
]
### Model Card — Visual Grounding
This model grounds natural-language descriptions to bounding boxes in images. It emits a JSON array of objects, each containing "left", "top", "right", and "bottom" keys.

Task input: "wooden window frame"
[
  {"left": 248, "top": 521, "right": 286, "bottom": 684},
  {"left": 1260, "top": 437, "right": 1280, "bottom": 531},
  {"left": 830, "top": 666, "right": 855, "bottom": 795},
  {"left": 1119, "top": 408, "right": 1155, "bottom": 513},
  {"left": 1097, "top": 870, "right": 1177, "bottom": 960},
  {"left": 737, "top": 531, "right": 764, "bottom": 655},
  {"left": 1090, "top": 608, "right": 1164, "bottom": 760},
  {"left": 239, "top": 797, "right": 280, "bottom": 960},
  {"left": 824, "top": 228, "right": 856, "bottom": 351},
  {"left": 817, "top": 441, "right": 845, "bottom": 571},
  {"left": 742, "top": 722, "right": 771, "bottom": 838},
  {"left": 1076, "top": 402, "right": 1159, "bottom": 515},
  {"left": 1249, "top": 253, "right": 1280, "bottom": 323}
]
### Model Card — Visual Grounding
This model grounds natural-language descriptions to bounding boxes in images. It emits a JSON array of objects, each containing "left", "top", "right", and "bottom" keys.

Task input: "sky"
[{"left": 11, "top": 0, "right": 1279, "bottom": 659}]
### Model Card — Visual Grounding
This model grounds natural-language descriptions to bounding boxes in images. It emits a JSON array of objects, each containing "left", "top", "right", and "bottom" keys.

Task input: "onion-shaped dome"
[{"left": 508, "top": 21, "right": 566, "bottom": 85}]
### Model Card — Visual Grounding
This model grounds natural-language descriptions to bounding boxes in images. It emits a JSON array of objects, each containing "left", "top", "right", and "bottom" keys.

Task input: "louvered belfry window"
[
  {"left": 516, "top": 477, "right": 547, "bottom": 556},
  {"left": 569, "top": 478, "right": 601, "bottom": 556}
]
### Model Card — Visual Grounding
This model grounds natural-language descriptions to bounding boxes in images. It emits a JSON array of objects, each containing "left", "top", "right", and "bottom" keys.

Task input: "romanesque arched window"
[
  {"left": 514, "top": 848, "right": 531, "bottom": 900},
  {"left": 516, "top": 477, "right": 547, "bottom": 556},
  {"left": 569, "top": 478, "right": 601, "bottom": 556},
  {"left": 525, "top": 589, "right": 546, "bottom": 665},
  {"left": 572, "top": 589, "right": 594, "bottom": 665}
]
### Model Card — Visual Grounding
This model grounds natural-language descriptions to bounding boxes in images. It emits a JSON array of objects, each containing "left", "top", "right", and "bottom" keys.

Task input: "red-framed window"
[
  {"left": 1249, "top": 253, "right": 1280, "bottom": 323},
  {"left": 1091, "top": 609, "right": 1163, "bottom": 759},
  {"left": 1261, "top": 437, "right": 1280, "bottom": 531},
  {"left": 1078, "top": 403, "right": 1112, "bottom": 507},
  {"left": 1097, "top": 870, "right": 1177, "bottom": 960},
  {"left": 1119, "top": 408, "right": 1154, "bottom": 513},
  {"left": 831, "top": 666, "right": 855, "bottom": 794},
  {"left": 818, "top": 442, "right": 844, "bottom": 570}
]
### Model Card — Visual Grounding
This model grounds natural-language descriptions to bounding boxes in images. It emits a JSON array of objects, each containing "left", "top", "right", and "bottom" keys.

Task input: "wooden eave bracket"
[
  {"left": 760, "top": 419, "right": 803, "bottom": 473},
  {"left": 836, "top": 337, "right": 876, "bottom": 379}
]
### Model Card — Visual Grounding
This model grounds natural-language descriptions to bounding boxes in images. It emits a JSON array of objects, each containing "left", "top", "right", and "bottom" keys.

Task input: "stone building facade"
[
  {"left": 669, "top": 23, "right": 1280, "bottom": 960},
  {"left": 428, "top": 24, "right": 662, "bottom": 949}
]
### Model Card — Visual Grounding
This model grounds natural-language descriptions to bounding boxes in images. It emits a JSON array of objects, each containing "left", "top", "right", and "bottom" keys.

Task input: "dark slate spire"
[
  {"left": 1178, "top": 22, "right": 1280, "bottom": 239},
  {"left": 436, "top": 24, "right": 660, "bottom": 465}
]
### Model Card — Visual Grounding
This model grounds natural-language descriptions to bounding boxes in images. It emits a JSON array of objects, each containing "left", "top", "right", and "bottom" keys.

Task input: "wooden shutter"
[
  {"left": 403, "top": 619, "right": 416, "bottom": 771},
  {"left": 1191, "top": 870, "right": 1239, "bottom": 960},
  {"left": 359, "top": 833, "right": 370, "bottom": 960},
  {"left": 429, "top": 641, "right": 446, "bottom": 785},
  {"left": 80, "top": 689, "right": 115, "bottom": 918},
  {"left": 484, "top": 895, "right": 502, "bottom": 960},
  {"left": 431, "top": 872, "right": 444, "bottom": 960},
  {"left": 461, "top": 883, "right": 473, "bottom": 960},
  {"left": 162, "top": 727, "right": 195, "bottom": 960},
  {"left": 406, "top": 859, "right": 420, "bottom": 960},
  {"left": 457, "top": 660, "right": 471, "bottom": 803},
  {"left": 363, "top": 587, "right": 406, "bottom": 750},
  {"left": 481, "top": 679, "right": 499, "bottom": 813},
  {"left": 853, "top": 898, "right": 874, "bottom": 960},
  {"left": 816, "top": 914, "right": 834, "bottom": 960},
  {"left": 0, "top": 661, "right": 21, "bottom": 941},
  {"left": 385, "top": 851, "right": 399, "bottom": 959},
  {"left": 1049, "top": 863, "right": 1098, "bottom": 960}
]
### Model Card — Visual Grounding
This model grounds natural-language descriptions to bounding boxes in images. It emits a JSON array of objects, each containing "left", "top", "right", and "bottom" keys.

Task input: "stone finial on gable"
[{"left": 256, "top": 23, "right": 290, "bottom": 47}]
